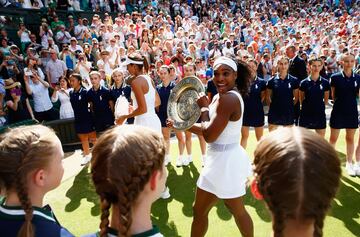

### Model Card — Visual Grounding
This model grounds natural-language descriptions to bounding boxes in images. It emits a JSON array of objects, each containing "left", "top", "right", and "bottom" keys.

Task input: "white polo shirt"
[{"left": 29, "top": 81, "right": 53, "bottom": 112}]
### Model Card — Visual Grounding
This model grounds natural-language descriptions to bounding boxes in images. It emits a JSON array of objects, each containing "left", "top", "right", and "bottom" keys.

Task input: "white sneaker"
[
  {"left": 346, "top": 162, "right": 356, "bottom": 176},
  {"left": 176, "top": 157, "right": 183, "bottom": 167},
  {"left": 187, "top": 155, "right": 193, "bottom": 163},
  {"left": 160, "top": 187, "right": 170, "bottom": 199},
  {"left": 354, "top": 163, "right": 360, "bottom": 176},
  {"left": 81, "top": 155, "right": 91, "bottom": 166},
  {"left": 182, "top": 156, "right": 190, "bottom": 166},
  {"left": 202, "top": 155, "right": 207, "bottom": 167},
  {"left": 164, "top": 155, "right": 170, "bottom": 166}
]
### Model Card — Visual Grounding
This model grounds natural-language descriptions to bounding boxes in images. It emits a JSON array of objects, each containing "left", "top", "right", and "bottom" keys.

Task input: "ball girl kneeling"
[
  {"left": 86, "top": 125, "right": 167, "bottom": 237},
  {"left": 0, "top": 125, "right": 74, "bottom": 237}
]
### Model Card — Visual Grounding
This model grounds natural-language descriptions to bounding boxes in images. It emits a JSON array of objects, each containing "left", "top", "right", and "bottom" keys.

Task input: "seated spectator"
[
  {"left": 17, "top": 22, "right": 31, "bottom": 53},
  {"left": 253, "top": 127, "right": 341, "bottom": 237},
  {"left": 59, "top": 44, "right": 76, "bottom": 71},
  {"left": 40, "top": 22, "right": 54, "bottom": 49}
]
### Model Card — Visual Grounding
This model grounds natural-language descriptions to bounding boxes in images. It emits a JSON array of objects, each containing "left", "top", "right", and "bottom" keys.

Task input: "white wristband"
[{"left": 200, "top": 107, "right": 209, "bottom": 113}]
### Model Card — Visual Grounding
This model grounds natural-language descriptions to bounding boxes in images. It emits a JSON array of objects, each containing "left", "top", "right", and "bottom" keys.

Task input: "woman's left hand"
[{"left": 197, "top": 92, "right": 209, "bottom": 108}]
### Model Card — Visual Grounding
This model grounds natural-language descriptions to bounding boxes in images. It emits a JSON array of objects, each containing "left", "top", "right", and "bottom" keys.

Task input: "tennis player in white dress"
[
  {"left": 116, "top": 53, "right": 169, "bottom": 199},
  {"left": 172, "top": 57, "right": 254, "bottom": 237}
]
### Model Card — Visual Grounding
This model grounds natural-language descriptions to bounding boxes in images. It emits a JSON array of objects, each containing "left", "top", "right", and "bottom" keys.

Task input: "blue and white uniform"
[
  {"left": 87, "top": 86, "right": 114, "bottom": 132},
  {"left": 156, "top": 81, "right": 175, "bottom": 127},
  {"left": 267, "top": 74, "right": 299, "bottom": 125},
  {"left": 299, "top": 76, "right": 330, "bottom": 129},
  {"left": 70, "top": 87, "right": 95, "bottom": 134},
  {"left": 109, "top": 83, "right": 134, "bottom": 124},
  {"left": 243, "top": 77, "right": 266, "bottom": 127},
  {"left": 0, "top": 199, "right": 74, "bottom": 237},
  {"left": 329, "top": 71, "right": 360, "bottom": 129}
]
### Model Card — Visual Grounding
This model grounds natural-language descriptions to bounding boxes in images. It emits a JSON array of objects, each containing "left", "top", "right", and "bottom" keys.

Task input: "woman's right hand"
[{"left": 166, "top": 118, "right": 175, "bottom": 129}]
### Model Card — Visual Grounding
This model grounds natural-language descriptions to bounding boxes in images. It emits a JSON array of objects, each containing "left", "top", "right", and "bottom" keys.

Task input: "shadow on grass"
[
  {"left": 330, "top": 176, "right": 360, "bottom": 237},
  {"left": 243, "top": 188, "right": 271, "bottom": 223},
  {"left": 151, "top": 163, "right": 200, "bottom": 236},
  {"left": 64, "top": 167, "right": 100, "bottom": 216}
]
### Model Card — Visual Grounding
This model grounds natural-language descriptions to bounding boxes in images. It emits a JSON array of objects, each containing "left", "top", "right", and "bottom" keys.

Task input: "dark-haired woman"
[
  {"left": 51, "top": 76, "right": 74, "bottom": 119},
  {"left": 299, "top": 58, "right": 330, "bottom": 137},
  {"left": 116, "top": 53, "right": 170, "bottom": 199},
  {"left": 116, "top": 53, "right": 161, "bottom": 131},
  {"left": 5, "top": 82, "right": 34, "bottom": 124},
  {"left": 170, "top": 56, "right": 253, "bottom": 237},
  {"left": 69, "top": 73, "right": 96, "bottom": 166},
  {"left": 266, "top": 56, "right": 299, "bottom": 131},
  {"left": 241, "top": 59, "right": 266, "bottom": 149}
]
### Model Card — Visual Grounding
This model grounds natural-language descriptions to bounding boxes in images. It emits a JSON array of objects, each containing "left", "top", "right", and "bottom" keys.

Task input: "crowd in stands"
[{"left": 0, "top": 0, "right": 359, "bottom": 166}]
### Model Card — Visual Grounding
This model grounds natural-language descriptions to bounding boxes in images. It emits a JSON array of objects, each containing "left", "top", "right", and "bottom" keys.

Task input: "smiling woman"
[{"left": 173, "top": 56, "right": 254, "bottom": 237}]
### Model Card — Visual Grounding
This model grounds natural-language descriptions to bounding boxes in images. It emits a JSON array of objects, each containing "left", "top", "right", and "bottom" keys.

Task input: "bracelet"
[{"left": 200, "top": 107, "right": 209, "bottom": 113}]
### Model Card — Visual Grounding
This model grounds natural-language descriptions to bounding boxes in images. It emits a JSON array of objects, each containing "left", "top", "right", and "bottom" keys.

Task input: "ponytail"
[{"left": 235, "top": 60, "right": 251, "bottom": 97}]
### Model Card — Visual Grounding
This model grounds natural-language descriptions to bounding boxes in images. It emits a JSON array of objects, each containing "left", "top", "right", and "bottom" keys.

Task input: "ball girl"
[
  {"left": 253, "top": 127, "right": 341, "bottom": 237},
  {"left": 266, "top": 56, "right": 299, "bottom": 131},
  {"left": 156, "top": 65, "right": 186, "bottom": 166},
  {"left": 87, "top": 125, "right": 167, "bottom": 237},
  {"left": 0, "top": 125, "right": 74, "bottom": 237},
  {"left": 69, "top": 73, "right": 96, "bottom": 165},
  {"left": 109, "top": 68, "right": 133, "bottom": 124},
  {"left": 329, "top": 53, "right": 360, "bottom": 176},
  {"left": 240, "top": 59, "right": 266, "bottom": 149},
  {"left": 299, "top": 57, "right": 330, "bottom": 137},
  {"left": 87, "top": 71, "right": 114, "bottom": 132},
  {"left": 183, "top": 63, "right": 207, "bottom": 166}
]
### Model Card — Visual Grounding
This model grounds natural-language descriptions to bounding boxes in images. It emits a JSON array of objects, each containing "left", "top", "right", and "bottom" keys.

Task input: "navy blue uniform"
[
  {"left": 207, "top": 79, "right": 218, "bottom": 100},
  {"left": 0, "top": 201, "right": 74, "bottom": 237},
  {"left": 267, "top": 74, "right": 299, "bottom": 125},
  {"left": 87, "top": 86, "right": 114, "bottom": 132},
  {"left": 109, "top": 83, "right": 134, "bottom": 124},
  {"left": 70, "top": 87, "right": 95, "bottom": 134},
  {"left": 243, "top": 77, "right": 266, "bottom": 127},
  {"left": 299, "top": 77, "right": 330, "bottom": 129},
  {"left": 156, "top": 81, "right": 175, "bottom": 127},
  {"left": 330, "top": 72, "right": 360, "bottom": 129}
]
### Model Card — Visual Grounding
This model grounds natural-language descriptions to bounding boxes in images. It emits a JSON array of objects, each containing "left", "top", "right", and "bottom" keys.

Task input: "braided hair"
[
  {"left": 253, "top": 127, "right": 341, "bottom": 237},
  {"left": 0, "top": 125, "right": 59, "bottom": 237},
  {"left": 91, "top": 125, "right": 166, "bottom": 237}
]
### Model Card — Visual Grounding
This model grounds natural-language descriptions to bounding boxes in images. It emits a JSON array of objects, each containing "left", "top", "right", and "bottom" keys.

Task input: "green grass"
[{"left": 45, "top": 130, "right": 360, "bottom": 237}]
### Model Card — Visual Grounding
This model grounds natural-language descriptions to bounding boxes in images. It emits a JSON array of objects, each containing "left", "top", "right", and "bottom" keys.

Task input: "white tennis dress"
[
  {"left": 197, "top": 90, "right": 252, "bottom": 199},
  {"left": 131, "top": 75, "right": 162, "bottom": 134}
]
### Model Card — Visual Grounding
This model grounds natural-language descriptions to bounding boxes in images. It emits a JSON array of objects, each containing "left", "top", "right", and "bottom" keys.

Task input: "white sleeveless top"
[
  {"left": 131, "top": 74, "right": 161, "bottom": 134},
  {"left": 209, "top": 90, "right": 244, "bottom": 145}
]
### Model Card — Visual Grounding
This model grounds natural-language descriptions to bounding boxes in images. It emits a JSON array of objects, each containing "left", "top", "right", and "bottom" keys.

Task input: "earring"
[{"left": 250, "top": 179, "right": 263, "bottom": 200}]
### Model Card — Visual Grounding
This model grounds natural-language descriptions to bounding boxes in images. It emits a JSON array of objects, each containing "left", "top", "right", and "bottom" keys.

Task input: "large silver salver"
[{"left": 167, "top": 76, "right": 205, "bottom": 130}]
